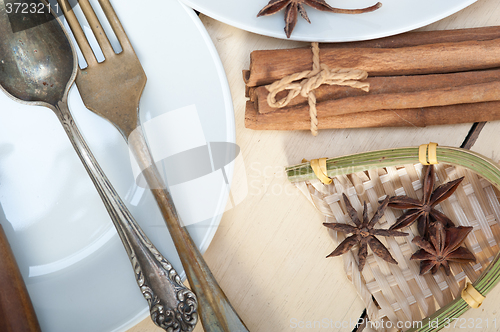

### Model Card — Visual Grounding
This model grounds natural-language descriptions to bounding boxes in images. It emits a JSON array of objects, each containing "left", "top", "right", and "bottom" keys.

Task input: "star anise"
[
  {"left": 324, "top": 193, "right": 408, "bottom": 271},
  {"left": 257, "top": 0, "right": 382, "bottom": 38},
  {"left": 387, "top": 165, "right": 464, "bottom": 236},
  {"left": 410, "top": 222, "right": 476, "bottom": 275}
]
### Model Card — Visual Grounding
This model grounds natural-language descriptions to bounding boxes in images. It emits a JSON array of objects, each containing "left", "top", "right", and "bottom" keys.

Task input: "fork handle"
[
  {"left": 53, "top": 101, "right": 198, "bottom": 332},
  {"left": 128, "top": 128, "right": 249, "bottom": 332}
]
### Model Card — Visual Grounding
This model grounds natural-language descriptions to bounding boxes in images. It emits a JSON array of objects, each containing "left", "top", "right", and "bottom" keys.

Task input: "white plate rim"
[
  {"left": 0, "top": 0, "right": 235, "bottom": 330},
  {"left": 179, "top": 0, "right": 479, "bottom": 42}
]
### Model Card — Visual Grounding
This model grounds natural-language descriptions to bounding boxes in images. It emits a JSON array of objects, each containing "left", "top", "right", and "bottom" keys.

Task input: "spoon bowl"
[{"left": 0, "top": 5, "right": 74, "bottom": 106}]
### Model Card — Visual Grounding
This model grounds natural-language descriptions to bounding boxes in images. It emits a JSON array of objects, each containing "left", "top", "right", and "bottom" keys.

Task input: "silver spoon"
[{"left": 0, "top": 1, "right": 198, "bottom": 331}]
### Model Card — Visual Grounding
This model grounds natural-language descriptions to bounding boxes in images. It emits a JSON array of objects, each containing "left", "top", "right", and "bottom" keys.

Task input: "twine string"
[{"left": 265, "top": 42, "right": 370, "bottom": 136}]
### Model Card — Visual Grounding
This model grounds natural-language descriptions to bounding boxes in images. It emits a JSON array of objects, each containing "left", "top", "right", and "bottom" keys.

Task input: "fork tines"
[{"left": 58, "top": 0, "right": 133, "bottom": 66}]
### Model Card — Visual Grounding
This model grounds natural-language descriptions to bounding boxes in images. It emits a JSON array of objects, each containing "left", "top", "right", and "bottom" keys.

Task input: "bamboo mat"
[{"left": 295, "top": 163, "right": 500, "bottom": 331}]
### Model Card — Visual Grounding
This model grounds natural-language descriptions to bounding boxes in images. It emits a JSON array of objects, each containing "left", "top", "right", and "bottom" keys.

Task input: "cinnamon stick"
[
  {"left": 243, "top": 26, "right": 500, "bottom": 91},
  {"left": 249, "top": 69, "right": 500, "bottom": 115},
  {"left": 244, "top": 39, "right": 500, "bottom": 87},
  {"left": 245, "top": 100, "right": 500, "bottom": 130},
  {"left": 322, "top": 26, "right": 500, "bottom": 49}
]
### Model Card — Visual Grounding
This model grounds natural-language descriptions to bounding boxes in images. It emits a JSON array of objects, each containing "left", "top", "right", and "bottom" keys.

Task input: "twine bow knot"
[{"left": 265, "top": 42, "right": 370, "bottom": 136}]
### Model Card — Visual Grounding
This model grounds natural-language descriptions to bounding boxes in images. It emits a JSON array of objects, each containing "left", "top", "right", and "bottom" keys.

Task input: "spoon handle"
[
  {"left": 128, "top": 128, "right": 249, "bottom": 332},
  {"left": 53, "top": 101, "right": 198, "bottom": 332}
]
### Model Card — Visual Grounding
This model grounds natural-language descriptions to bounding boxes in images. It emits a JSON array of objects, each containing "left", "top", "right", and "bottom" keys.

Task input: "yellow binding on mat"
[{"left": 419, "top": 142, "right": 439, "bottom": 165}]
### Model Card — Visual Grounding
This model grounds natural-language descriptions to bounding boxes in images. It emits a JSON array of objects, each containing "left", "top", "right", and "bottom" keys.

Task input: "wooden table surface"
[{"left": 128, "top": 0, "right": 500, "bottom": 331}]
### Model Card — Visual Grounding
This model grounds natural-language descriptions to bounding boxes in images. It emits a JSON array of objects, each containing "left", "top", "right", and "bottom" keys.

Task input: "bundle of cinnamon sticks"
[{"left": 244, "top": 26, "right": 500, "bottom": 131}]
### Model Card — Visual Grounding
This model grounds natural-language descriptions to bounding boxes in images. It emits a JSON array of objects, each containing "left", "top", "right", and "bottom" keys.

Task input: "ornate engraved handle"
[
  {"left": 53, "top": 101, "right": 198, "bottom": 331},
  {"left": 128, "top": 127, "right": 249, "bottom": 332}
]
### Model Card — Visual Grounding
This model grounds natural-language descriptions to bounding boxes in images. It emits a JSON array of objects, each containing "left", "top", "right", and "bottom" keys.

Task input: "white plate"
[
  {"left": 0, "top": 0, "right": 234, "bottom": 331},
  {"left": 180, "top": 0, "right": 478, "bottom": 42}
]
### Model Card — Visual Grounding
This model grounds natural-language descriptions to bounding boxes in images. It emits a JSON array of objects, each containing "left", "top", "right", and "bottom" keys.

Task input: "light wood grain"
[{"left": 127, "top": 0, "right": 500, "bottom": 330}]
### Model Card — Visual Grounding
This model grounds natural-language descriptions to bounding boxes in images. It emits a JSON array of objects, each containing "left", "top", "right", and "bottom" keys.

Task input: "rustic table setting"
[
  {"left": 6, "top": 0, "right": 500, "bottom": 331},
  {"left": 125, "top": 0, "right": 500, "bottom": 331}
]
